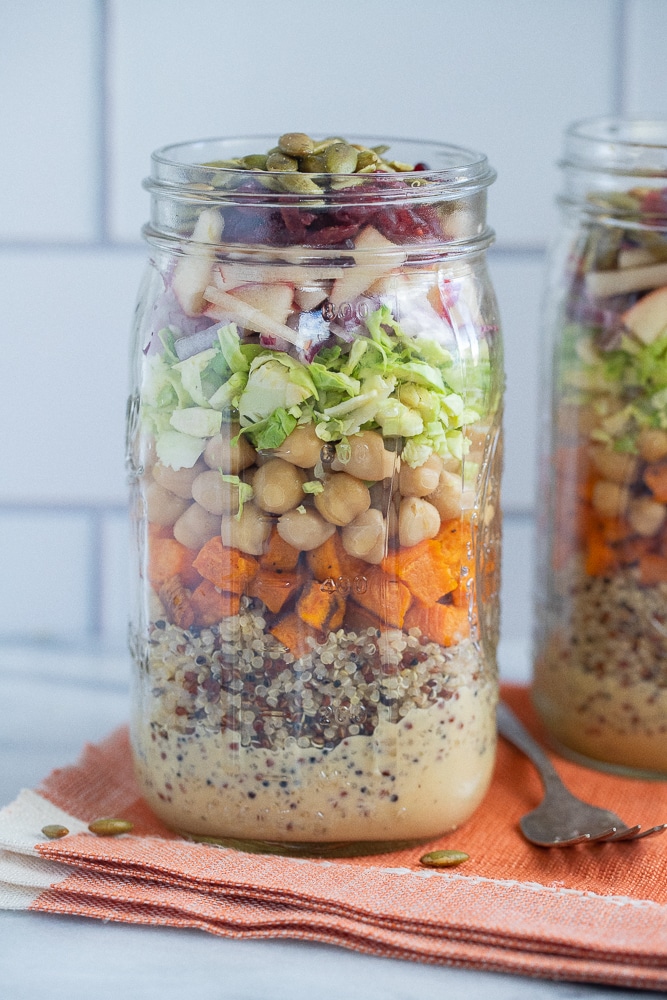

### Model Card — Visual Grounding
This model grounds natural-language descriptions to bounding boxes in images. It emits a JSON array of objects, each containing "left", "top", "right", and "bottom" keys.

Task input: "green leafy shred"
[
  {"left": 558, "top": 323, "right": 667, "bottom": 451},
  {"left": 220, "top": 473, "right": 254, "bottom": 520},
  {"left": 302, "top": 480, "right": 325, "bottom": 495},
  {"left": 142, "top": 308, "right": 491, "bottom": 468}
]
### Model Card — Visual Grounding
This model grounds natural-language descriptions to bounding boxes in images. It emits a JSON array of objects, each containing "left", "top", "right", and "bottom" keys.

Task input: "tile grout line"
[
  {"left": 95, "top": 0, "right": 111, "bottom": 243},
  {"left": 87, "top": 507, "right": 105, "bottom": 642},
  {"left": 0, "top": 502, "right": 127, "bottom": 514},
  {"left": 611, "top": 0, "right": 629, "bottom": 117}
]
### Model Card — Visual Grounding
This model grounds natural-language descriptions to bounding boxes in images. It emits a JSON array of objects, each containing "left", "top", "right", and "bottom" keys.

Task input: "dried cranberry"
[
  {"left": 641, "top": 187, "right": 667, "bottom": 217},
  {"left": 302, "top": 223, "right": 359, "bottom": 246},
  {"left": 280, "top": 207, "right": 312, "bottom": 239}
]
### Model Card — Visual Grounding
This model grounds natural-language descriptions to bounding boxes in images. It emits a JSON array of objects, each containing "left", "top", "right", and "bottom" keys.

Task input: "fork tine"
[
  {"left": 600, "top": 825, "right": 638, "bottom": 842},
  {"left": 628, "top": 824, "right": 667, "bottom": 841},
  {"left": 552, "top": 834, "right": 593, "bottom": 847},
  {"left": 584, "top": 826, "right": 620, "bottom": 843}
]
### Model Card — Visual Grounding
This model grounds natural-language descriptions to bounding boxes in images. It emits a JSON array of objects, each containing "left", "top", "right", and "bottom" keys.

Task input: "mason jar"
[
  {"left": 126, "top": 134, "right": 503, "bottom": 853},
  {"left": 533, "top": 118, "right": 667, "bottom": 778}
]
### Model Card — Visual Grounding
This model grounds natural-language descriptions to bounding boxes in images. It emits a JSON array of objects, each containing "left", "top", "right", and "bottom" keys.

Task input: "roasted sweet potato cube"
[
  {"left": 259, "top": 529, "right": 300, "bottom": 572},
  {"left": 190, "top": 580, "right": 241, "bottom": 626},
  {"left": 271, "top": 612, "right": 320, "bottom": 660},
  {"left": 192, "top": 537, "right": 258, "bottom": 592},
  {"left": 297, "top": 580, "right": 346, "bottom": 631},
  {"left": 404, "top": 601, "right": 470, "bottom": 647},
  {"left": 350, "top": 568, "right": 411, "bottom": 629},
  {"left": 249, "top": 570, "right": 300, "bottom": 614}
]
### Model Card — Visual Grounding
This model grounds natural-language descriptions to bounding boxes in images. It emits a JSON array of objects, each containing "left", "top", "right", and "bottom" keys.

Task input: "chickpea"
[
  {"left": 203, "top": 423, "right": 256, "bottom": 473},
  {"left": 273, "top": 424, "right": 323, "bottom": 468},
  {"left": 252, "top": 458, "right": 307, "bottom": 514},
  {"left": 277, "top": 508, "right": 336, "bottom": 551},
  {"left": 220, "top": 502, "right": 272, "bottom": 556},
  {"left": 152, "top": 458, "right": 206, "bottom": 499},
  {"left": 628, "top": 496, "right": 666, "bottom": 538},
  {"left": 342, "top": 509, "right": 386, "bottom": 564},
  {"left": 399, "top": 455, "right": 442, "bottom": 497},
  {"left": 398, "top": 497, "right": 441, "bottom": 548},
  {"left": 314, "top": 473, "right": 371, "bottom": 526},
  {"left": 591, "top": 480, "right": 630, "bottom": 518},
  {"left": 191, "top": 470, "right": 242, "bottom": 516},
  {"left": 427, "top": 468, "right": 463, "bottom": 520},
  {"left": 638, "top": 428, "right": 667, "bottom": 464},
  {"left": 440, "top": 454, "right": 462, "bottom": 475},
  {"left": 173, "top": 502, "right": 221, "bottom": 550},
  {"left": 145, "top": 481, "right": 190, "bottom": 527},
  {"left": 330, "top": 430, "right": 397, "bottom": 481},
  {"left": 589, "top": 446, "right": 639, "bottom": 485}
]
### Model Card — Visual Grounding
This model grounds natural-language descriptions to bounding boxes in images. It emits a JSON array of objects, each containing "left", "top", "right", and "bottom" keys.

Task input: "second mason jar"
[
  {"left": 127, "top": 134, "right": 503, "bottom": 852},
  {"left": 534, "top": 118, "right": 667, "bottom": 778}
]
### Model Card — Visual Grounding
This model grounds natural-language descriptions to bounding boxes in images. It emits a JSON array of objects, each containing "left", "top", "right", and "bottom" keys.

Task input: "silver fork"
[{"left": 497, "top": 701, "right": 667, "bottom": 847}]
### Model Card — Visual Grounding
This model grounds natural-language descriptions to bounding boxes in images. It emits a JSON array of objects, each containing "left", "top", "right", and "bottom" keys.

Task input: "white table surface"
[{"left": 0, "top": 642, "right": 658, "bottom": 1000}]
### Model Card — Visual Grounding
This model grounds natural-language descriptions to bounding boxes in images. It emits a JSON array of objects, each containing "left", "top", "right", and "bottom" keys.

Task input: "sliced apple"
[
  {"left": 211, "top": 264, "right": 246, "bottom": 293},
  {"left": 203, "top": 285, "right": 300, "bottom": 347},
  {"left": 622, "top": 285, "right": 667, "bottom": 344},
  {"left": 217, "top": 259, "right": 343, "bottom": 287},
  {"left": 294, "top": 286, "right": 329, "bottom": 312},
  {"left": 227, "top": 282, "right": 294, "bottom": 326},
  {"left": 329, "top": 226, "right": 406, "bottom": 308},
  {"left": 172, "top": 209, "right": 224, "bottom": 315},
  {"left": 585, "top": 260, "right": 667, "bottom": 299},
  {"left": 618, "top": 246, "right": 657, "bottom": 269}
]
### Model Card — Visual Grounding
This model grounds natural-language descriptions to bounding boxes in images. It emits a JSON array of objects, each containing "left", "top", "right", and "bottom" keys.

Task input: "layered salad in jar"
[
  {"left": 534, "top": 183, "right": 667, "bottom": 775},
  {"left": 128, "top": 134, "right": 502, "bottom": 848}
]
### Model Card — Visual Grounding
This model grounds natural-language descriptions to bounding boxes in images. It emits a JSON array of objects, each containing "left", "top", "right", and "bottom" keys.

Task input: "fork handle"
[{"left": 496, "top": 701, "right": 566, "bottom": 795}]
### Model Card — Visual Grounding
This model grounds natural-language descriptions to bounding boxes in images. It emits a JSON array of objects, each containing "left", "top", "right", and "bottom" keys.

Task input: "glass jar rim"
[
  {"left": 561, "top": 117, "right": 667, "bottom": 178},
  {"left": 145, "top": 133, "right": 496, "bottom": 207}
]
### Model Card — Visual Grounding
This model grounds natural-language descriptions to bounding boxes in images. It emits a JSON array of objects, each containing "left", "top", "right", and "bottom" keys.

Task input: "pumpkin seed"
[
  {"left": 387, "top": 160, "right": 415, "bottom": 172},
  {"left": 88, "top": 817, "right": 134, "bottom": 836},
  {"left": 312, "top": 136, "right": 345, "bottom": 154},
  {"left": 253, "top": 174, "right": 283, "bottom": 192},
  {"left": 279, "top": 173, "right": 323, "bottom": 195},
  {"left": 299, "top": 154, "right": 327, "bottom": 173},
  {"left": 202, "top": 159, "right": 244, "bottom": 169},
  {"left": 266, "top": 151, "right": 299, "bottom": 172},
  {"left": 355, "top": 149, "right": 378, "bottom": 170},
  {"left": 41, "top": 824, "right": 69, "bottom": 839},
  {"left": 241, "top": 154, "right": 268, "bottom": 170},
  {"left": 199, "top": 136, "right": 421, "bottom": 180},
  {"left": 325, "top": 142, "right": 358, "bottom": 174},
  {"left": 419, "top": 849, "right": 469, "bottom": 868},
  {"left": 329, "top": 175, "right": 366, "bottom": 190},
  {"left": 278, "top": 132, "right": 315, "bottom": 158}
]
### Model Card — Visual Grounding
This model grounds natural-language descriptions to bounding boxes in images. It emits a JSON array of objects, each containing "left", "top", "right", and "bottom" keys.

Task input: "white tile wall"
[
  {"left": 0, "top": 0, "right": 100, "bottom": 241},
  {"left": 107, "top": 0, "right": 616, "bottom": 247},
  {"left": 488, "top": 253, "right": 546, "bottom": 513},
  {"left": 0, "top": 1, "right": 656, "bottom": 659},
  {"left": 0, "top": 510, "right": 93, "bottom": 643},
  {"left": 0, "top": 249, "right": 143, "bottom": 504},
  {"left": 625, "top": 0, "right": 667, "bottom": 116}
]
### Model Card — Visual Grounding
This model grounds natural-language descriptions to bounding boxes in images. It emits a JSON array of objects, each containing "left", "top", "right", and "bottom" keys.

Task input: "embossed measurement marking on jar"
[{"left": 322, "top": 297, "right": 374, "bottom": 323}]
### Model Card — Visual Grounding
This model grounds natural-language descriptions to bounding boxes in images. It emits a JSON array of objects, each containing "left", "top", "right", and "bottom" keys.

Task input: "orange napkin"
[{"left": 1, "top": 683, "right": 667, "bottom": 990}]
